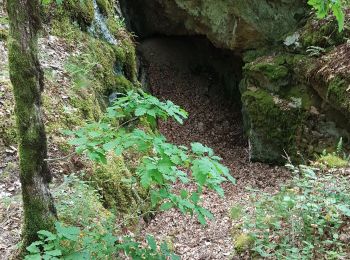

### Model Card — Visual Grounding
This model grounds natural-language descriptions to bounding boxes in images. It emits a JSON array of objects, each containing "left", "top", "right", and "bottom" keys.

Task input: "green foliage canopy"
[{"left": 308, "top": 0, "right": 348, "bottom": 31}]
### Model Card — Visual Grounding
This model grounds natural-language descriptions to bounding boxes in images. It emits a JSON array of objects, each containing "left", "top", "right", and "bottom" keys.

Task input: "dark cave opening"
[{"left": 136, "top": 36, "right": 247, "bottom": 161}]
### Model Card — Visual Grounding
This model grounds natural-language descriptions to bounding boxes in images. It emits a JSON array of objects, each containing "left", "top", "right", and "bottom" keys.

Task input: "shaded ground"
[
  {"left": 0, "top": 33, "right": 291, "bottom": 259},
  {"left": 137, "top": 37, "right": 290, "bottom": 259}
]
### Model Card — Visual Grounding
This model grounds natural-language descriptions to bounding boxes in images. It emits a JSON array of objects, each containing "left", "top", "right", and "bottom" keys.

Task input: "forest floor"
[
  {"left": 0, "top": 34, "right": 292, "bottom": 259},
  {"left": 137, "top": 37, "right": 291, "bottom": 259}
]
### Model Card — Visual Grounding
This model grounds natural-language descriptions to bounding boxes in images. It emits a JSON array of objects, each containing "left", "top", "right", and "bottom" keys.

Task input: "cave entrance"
[{"left": 137, "top": 36, "right": 247, "bottom": 164}]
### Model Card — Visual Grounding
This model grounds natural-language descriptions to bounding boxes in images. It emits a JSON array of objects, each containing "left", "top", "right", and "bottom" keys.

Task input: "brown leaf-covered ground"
[
  {"left": 0, "top": 33, "right": 291, "bottom": 259},
  {"left": 137, "top": 37, "right": 290, "bottom": 259}
]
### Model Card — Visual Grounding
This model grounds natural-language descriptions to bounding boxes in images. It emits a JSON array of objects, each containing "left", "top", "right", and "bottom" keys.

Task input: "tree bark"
[{"left": 7, "top": 0, "right": 57, "bottom": 250}]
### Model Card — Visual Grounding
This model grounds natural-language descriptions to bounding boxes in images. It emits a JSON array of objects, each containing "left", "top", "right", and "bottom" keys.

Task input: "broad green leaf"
[
  {"left": 26, "top": 241, "right": 43, "bottom": 253},
  {"left": 55, "top": 222, "right": 80, "bottom": 241},
  {"left": 38, "top": 230, "right": 57, "bottom": 241},
  {"left": 160, "top": 202, "right": 173, "bottom": 211},
  {"left": 24, "top": 254, "right": 41, "bottom": 260},
  {"left": 146, "top": 235, "right": 157, "bottom": 251},
  {"left": 135, "top": 107, "right": 147, "bottom": 116},
  {"left": 46, "top": 249, "right": 62, "bottom": 256}
]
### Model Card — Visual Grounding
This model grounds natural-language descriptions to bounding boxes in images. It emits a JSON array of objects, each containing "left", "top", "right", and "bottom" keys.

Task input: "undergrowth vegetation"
[
  {"left": 25, "top": 90, "right": 235, "bottom": 259},
  {"left": 308, "top": 0, "right": 348, "bottom": 31},
  {"left": 237, "top": 163, "right": 350, "bottom": 259}
]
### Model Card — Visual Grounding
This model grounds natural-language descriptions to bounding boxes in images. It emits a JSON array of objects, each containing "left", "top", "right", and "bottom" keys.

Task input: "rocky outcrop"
[
  {"left": 120, "top": 0, "right": 306, "bottom": 50},
  {"left": 240, "top": 48, "right": 350, "bottom": 163},
  {"left": 118, "top": 0, "right": 350, "bottom": 163}
]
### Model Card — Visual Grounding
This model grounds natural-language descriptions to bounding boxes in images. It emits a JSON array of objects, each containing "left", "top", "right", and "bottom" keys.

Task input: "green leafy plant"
[
  {"left": 308, "top": 0, "right": 348, "bottom": 31},
  {"left": 241, "top": 164, "right": 350, "bottom": 259},
  {"left": 64, "top": 90, "right": 235, "bottom": 224},
  {"left": 25, "top": 222, "right": 178, "bottom": 259}
]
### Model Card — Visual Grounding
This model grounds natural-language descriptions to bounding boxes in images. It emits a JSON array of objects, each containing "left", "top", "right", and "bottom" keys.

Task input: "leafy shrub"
[
  {"left": 26, "top": 90, "right": 234, "bottom": 259},
  {"left": 25, "top": 222, "right": 178, "bottom": 259},
  {"left": 64, "top": 90, "right": 235, "bottom": 224},
  {"left": 242, "top": 164, "right": 350, "bottom": 259}
]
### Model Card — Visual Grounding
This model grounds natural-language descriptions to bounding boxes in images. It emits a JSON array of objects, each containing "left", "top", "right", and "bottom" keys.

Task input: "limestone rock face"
[
  {"left": 120, "top": 0, "right": 306, "bottom": 50},
  {"left": 240, "top": 52, "right": 350, "bottom": 164}
]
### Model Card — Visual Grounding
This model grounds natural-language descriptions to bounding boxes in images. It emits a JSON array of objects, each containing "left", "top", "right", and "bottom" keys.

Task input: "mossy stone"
[
  {"left": 90, "top": 155, "right": 148, "bottom": 215},
  {"left": 63, "top": 0, "right": 95, "bottom": 27},
  {"left": 243, "top": 56, "right": 290, "bottom": 93},
  {"left": 234, "top": 233, "right": 254, "bottom": 253},
  {"left": 241, "top": 88, "right": 304, "bottom": 164},
  {"left": 301, "top": 16, "right": 349, "bottom": 48}
]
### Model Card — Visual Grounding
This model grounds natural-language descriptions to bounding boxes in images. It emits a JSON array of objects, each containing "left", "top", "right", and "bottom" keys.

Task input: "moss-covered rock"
[
  {"left": 57, "top": 0, "right": 95, "bottom": 28},
  {"left": 240, "top": 53, "right": 313, "bottom": 163},
  {"left": 297, "top": 45, "right": 350, "bottom": 122},
  {"left": 241, "top": 87, "right": 304, "bottom": 164},
  {"left": 53, "top": 174, "right": 114, "bottom": 229},
  {"left": 234, "top": 233, "right": 254, "bottom": 253},
  {"left": 241, "top": 48, "right": 350, "bottom": 163},
  {"left": 89, "top": 155, "right": 148, "bottom": 215},
  {"left": 96, "top": 0, "right": 112, "bottom": 16},
  {"left": 300, "top": 13, "right": 350, "bottom": 49},
  {"left": 243, "top": 56, "right": 290, "bottom": 93},
  {"left": 120, "top": 0, "right": 306, "bottom": 50}
]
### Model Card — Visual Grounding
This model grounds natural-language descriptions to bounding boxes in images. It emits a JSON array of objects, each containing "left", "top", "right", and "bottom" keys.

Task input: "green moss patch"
[
  {"left": 86, "top": 155, "right": 150, "bottom": 224},
  {"left": 241, "top": 89, "right": 304, "bottom": 163},
  {"left": 96, "top": 0, "right": 112, "bottom": 16},
  {"left": 49, "top": 0, "right": 95, "bottom": 29},
  {"left": 301, "top": 14, "right": 350, "bottom": 49},
  {"left": 243, "top": 55, "right": 290, "bottom": 93},
  {"left": 53, "top": 174, "right": 114, "bottom": 229},
  {"left": 234, "top": 233, "right": 254, "bottom": 253},
  {"left": 317, "top": 154, "right": 348, "bottom": 168}
]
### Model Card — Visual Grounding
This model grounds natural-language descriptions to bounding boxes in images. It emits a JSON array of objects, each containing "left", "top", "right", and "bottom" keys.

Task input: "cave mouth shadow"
[
  {"left": 137, "top": 35, "right": 244, "bottom": 107},
  {"left": 136, "top": 35, "right": 247, "bottom": 149}
]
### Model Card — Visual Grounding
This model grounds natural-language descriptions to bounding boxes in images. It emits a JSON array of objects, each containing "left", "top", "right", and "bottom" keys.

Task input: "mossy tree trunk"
[{"left": 7, "top": 0, "right": 57, "bottom": 250}]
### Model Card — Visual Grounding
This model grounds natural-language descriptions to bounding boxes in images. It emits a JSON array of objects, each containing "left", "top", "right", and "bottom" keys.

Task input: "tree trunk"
[{"left": 7, "top": 0, "right": 57, "bottom": 250}]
